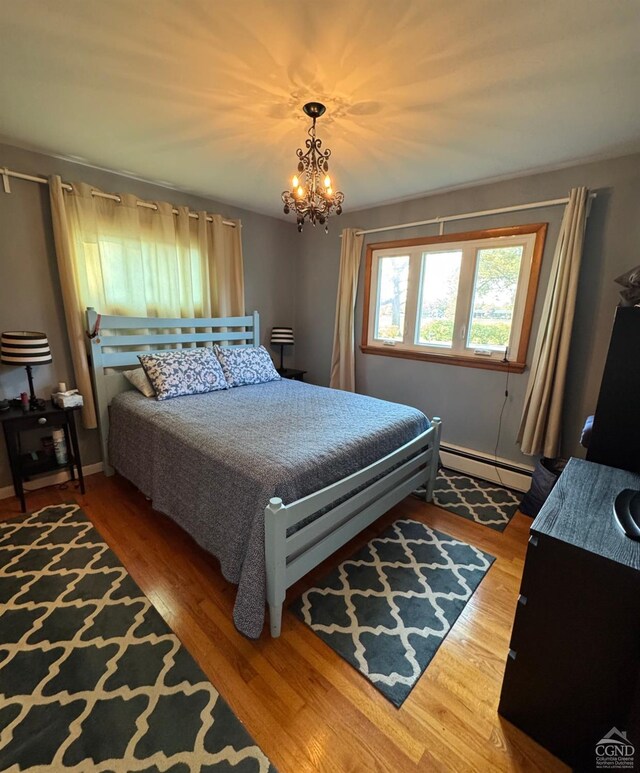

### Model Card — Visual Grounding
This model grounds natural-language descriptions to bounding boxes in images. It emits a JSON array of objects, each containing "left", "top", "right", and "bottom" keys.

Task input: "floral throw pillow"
[
  {"left": 138, "top": 347, "right": 228, "bottom": 400},
  {"left": 215, "top": 345, "right": 281, "bottom": 388}
]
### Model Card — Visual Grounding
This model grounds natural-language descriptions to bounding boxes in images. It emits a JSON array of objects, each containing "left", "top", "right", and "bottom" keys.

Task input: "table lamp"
[
  {"left": 270, "top": 327, "right": 294, "bottom": 372},
  {"left": 1, "top": 331, "right": 52, "bottom": 410}
]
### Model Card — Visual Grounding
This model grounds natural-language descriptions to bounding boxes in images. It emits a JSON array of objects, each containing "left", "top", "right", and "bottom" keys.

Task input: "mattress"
[{"left": 108, "top": 379, "right": 430, "bottom": 638}]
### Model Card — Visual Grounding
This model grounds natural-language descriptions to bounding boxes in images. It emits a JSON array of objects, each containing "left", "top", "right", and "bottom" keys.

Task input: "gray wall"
[
  {"left": 294, "top": 153, "right": 640, "bottom": 466},
  {"left": 1, "top": 140, "right": 639, "bottom": 490},
  {"left": 0, "top": 142, "right": 299, "bottom": 487}
]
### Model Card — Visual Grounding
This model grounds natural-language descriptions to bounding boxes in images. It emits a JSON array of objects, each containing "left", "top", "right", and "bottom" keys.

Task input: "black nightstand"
[
  {"left": 0, "top": 402, "right": 85, "bottom": 512},
  {"left": 278, "top": 368, "right": 306, "bottom": 382}
]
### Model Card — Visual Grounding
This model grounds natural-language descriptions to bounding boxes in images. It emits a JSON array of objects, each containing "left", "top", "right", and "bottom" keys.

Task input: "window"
[{"left": 362, "top": 224, "right": 547, "bottom": 372}]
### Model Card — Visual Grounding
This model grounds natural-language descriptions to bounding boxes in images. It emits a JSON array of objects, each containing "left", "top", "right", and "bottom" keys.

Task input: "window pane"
[
  {"left": 417, "top": 250, "right": 462, "bottom": 347},
  {"left": 374, "top": 255, "right": 409, "bottom": 341},
  {"left": 468, "top": 246, "right": 523, "bottom": 350}
]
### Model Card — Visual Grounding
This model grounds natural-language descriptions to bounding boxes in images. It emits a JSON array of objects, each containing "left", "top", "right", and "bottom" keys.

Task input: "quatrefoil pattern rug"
[
  {"left": 432, "top": 469, "right": 521, "bottom": 531},
  {"left": 0, "top": 504, "right": 275, "bottom": 772},
  {"left": 291, "top": 519, "right": 494, "bottom": 707}
]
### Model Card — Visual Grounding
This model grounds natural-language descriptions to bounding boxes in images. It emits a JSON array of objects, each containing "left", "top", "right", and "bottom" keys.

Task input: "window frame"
[{"left": 360, "top": 223, "right": 548, "bottom": 373}]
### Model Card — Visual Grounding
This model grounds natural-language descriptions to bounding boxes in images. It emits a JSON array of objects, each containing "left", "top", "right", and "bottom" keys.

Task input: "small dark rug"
[
  {"left": 291, "top": 518, "right": 494, "bottom": 707},
  {"left": 432, "top": 469, "right": 521, "bottom": 531},
  {"left": 0, "top": 503, "right": 275, "bottom": 772}
]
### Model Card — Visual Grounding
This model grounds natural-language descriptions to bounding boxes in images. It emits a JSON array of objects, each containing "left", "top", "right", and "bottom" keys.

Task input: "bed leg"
[
  {"left": 97, "top": 418, "right": 114, "bottom": 477},
  {"left": 265, "top": 497, "right": 286, "bottom": 638},
  {"left": 425, "top": 416, "right": 442, "bottom": 503},
  {"left": 269, "top": 603, "right": 283, "bottom": 638}
]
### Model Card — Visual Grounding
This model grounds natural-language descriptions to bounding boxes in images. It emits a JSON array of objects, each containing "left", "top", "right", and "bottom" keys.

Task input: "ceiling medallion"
[{"left": 282, "top": 102, "right": 344, "bottom": 233}]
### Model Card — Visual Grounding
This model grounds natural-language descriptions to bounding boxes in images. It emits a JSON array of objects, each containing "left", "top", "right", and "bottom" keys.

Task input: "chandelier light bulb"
[{"left": 281, "top": 102, "right": 345, "bottom": 233}]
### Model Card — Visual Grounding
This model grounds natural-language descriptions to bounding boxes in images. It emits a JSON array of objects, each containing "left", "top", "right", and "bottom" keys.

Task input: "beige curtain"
[
  {"left": 329, "top": 228, "right": 364, "bottom": 391},
  {"left": 518, "top": 187, "right": 588, "bottom": 457},
  {"left": 49, "top": 176, "right": 244, "bottom": 428}
]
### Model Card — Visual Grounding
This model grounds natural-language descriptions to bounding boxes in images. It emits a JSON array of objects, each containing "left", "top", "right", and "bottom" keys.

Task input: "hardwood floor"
[{"left": 0, "top": 474, "right": 567, "bottom": 772}]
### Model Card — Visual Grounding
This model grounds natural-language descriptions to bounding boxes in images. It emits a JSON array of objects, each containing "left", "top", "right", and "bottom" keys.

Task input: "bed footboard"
[{"left": 265, "top": 417, "right": 441, "bottom": 637}]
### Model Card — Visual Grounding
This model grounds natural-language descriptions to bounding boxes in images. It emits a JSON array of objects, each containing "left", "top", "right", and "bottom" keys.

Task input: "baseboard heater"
[{"left": 439, "top": 443, "right": 533, "bottom": 493}]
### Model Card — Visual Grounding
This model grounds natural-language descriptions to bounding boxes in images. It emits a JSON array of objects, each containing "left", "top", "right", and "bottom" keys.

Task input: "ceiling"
[{"left": 1, "top": 0, "right": 640, "bottom": 218}]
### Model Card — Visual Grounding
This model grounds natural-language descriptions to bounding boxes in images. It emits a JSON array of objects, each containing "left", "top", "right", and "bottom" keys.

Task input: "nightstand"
[
  {"left": 277, "top": 368, "right": 306, "bottom": 381},
  {"left": 0, "top": 402, "right": 85, "bottom": 512}
]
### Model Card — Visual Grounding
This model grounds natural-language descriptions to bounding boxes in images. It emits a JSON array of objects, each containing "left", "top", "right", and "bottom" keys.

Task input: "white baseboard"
[
  {"left": 0, "top": 462, "right": 104, "bottom": 501},
  {"left": 440, "top": 442, "right": 534, "bottom": 492}
]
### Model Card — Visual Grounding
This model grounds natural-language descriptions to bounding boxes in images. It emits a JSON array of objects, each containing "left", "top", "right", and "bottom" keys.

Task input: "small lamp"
[
  {"left": 270, "top": 327, "right": 294, "bottom": 372},
  {"left": 1, "top": 331, "right": 52, "bottom": 410}
]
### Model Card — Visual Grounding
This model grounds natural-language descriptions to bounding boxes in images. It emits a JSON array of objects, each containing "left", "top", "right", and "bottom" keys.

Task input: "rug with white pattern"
[
  {"left": 432, "top": 469, "right": 521, "bottom": 531},
  {"left": 291, "top": 518, "right": 494, "bottom": 707},
  {"left": 0, "top": 503, "right": 275, "bottom": 772}
]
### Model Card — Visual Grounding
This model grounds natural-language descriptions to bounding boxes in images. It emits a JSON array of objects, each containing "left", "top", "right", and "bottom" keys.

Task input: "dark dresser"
[{"left": 499, "top": 458, "right": 640, "bottom": 770}]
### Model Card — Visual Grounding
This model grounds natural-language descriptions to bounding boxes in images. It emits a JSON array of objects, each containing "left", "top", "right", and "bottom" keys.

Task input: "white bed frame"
[{"left": 86, "top": 308, "right": 441, "bottom": 637}]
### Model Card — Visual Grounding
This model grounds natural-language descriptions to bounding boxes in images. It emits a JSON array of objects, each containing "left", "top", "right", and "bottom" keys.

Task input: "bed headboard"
[{"left": 86, "top": 307, "right": 260, "bottom": 475}]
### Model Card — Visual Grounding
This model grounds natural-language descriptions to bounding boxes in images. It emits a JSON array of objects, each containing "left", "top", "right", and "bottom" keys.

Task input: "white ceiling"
[{"left": 1, "top": 0, "right": 640, "bottom": 218}]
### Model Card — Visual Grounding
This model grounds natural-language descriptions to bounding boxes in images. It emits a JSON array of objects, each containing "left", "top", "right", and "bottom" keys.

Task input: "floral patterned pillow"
[
  {"left": 138, "top": 347, "right": 228, "bottom": 400},
  {"left": 215, "top": 345, "right": 281, "bottom": 388}
]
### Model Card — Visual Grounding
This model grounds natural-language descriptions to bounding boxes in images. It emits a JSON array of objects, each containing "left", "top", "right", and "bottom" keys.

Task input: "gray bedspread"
[{"left": 108, "top": 379, "right": 429, "bottom": 638}]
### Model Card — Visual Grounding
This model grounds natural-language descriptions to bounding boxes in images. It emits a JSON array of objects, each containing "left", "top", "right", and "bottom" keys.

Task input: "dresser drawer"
[
  {"left": 506, "top": 532, "right": 548, "bottom": 654},
  {"left": 3, "top": 411, "right": 67, "bottom": 431}
]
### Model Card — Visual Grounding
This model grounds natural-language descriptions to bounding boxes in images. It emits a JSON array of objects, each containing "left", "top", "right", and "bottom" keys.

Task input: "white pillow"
[{"left": 122, "top": 368, "right": 155, "bottom": 398}]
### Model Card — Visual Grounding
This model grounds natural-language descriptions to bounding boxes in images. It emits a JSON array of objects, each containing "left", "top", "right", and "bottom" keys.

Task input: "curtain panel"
[
  {"left": 49, "top": 176, "right": 244, "bottom": 428},
  {"left": 518, "top": 186, "right": 589, "bottom": 457},
  {"left": 329, "top": 228, "right": 364, "bottom": 392}
]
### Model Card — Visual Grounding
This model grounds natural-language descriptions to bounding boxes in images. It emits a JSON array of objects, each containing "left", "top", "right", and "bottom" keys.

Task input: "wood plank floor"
[{"left": 0, "top": 474, "right": 567, "bottom": 772}]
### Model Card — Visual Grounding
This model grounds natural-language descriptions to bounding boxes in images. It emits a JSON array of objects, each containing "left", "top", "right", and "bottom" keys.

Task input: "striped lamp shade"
[
  {"left": 0, "top": 331, "right": 52, "bottom": 366},
  {"left": 270, "top": 327, "right": 295, "bottom": 346}
]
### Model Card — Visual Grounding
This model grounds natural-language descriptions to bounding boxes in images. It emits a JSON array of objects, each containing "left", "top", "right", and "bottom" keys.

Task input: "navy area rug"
[
  {"left": 0, "top": 503, "right": 275, "bottom": 772},
  {"left": 432, "top": 469, "right": 521, "bottom": 531},
  {"left": 291, "top": 518, "right": 494, "bottom": 707}
]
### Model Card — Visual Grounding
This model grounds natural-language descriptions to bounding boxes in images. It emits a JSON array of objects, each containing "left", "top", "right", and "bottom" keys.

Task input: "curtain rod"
[
  {"left": 0, "top": 166, "right": 237, "bottom": 227},
  {"left": 352, "top": 193, "right": 597, "bottom": 237}
]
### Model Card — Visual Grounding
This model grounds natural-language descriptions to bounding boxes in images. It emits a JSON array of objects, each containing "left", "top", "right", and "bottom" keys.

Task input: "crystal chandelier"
[{"left": 282, "top": 102, "right": 344, "bottom": 233}]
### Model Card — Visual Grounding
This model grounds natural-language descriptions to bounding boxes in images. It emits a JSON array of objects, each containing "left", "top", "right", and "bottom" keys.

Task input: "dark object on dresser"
[
  {"left": 498, "top": 458, "right": 640, "bottom": 769},
  {"left": 0, "top": 401, "right": 85, "bottom": 512},
  {"left": 277, "top": 368, "right": 306, "bottom": 381},
  {"left": 614, "top": 488, "right": 640, "bottom": 540},
  {"left": 587, "top": 306, "right": 640, "bottom": 473}
]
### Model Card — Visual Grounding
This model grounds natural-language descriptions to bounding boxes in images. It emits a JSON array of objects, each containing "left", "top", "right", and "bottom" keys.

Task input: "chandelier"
[{"left": 282, "top": 102, "right": 344, "bottom": 233}]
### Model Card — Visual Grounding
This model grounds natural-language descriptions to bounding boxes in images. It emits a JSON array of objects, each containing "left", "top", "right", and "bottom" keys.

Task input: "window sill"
[{"left": 360, "top": 344, "right": 526, "bottom": 373}]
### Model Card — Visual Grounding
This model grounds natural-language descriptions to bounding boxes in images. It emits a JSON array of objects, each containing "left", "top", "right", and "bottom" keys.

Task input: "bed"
[{"left": 86, "top": 308, "right": 441, "bottom": 638}]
